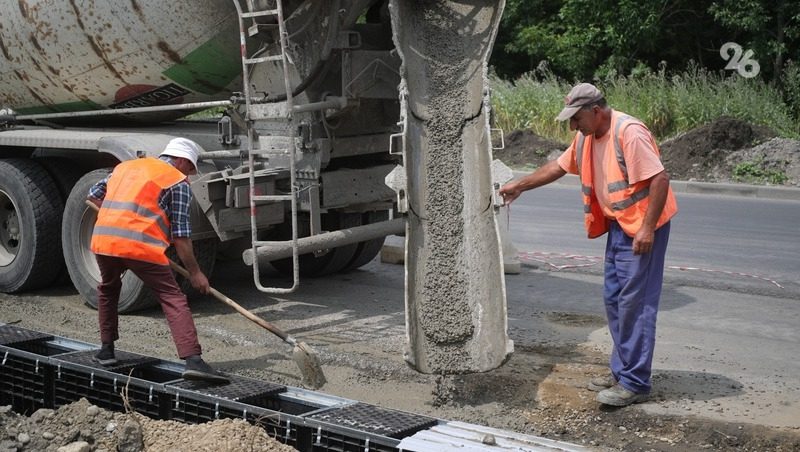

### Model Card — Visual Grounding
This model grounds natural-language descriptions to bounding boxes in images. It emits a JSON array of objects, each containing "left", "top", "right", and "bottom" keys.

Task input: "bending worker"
[
  {"left": 87, "top": 137, "right": 229, "bottom": 384},
  {"left": 499, "top": 83, "right": 678, "bottom": 407}
]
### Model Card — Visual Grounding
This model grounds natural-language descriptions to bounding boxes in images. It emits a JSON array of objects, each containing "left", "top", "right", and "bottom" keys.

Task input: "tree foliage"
[
  {"left": 709, "top": 0, "right": 800, "bottom": 79},
  {"left": 491, "top": 0, "right": 800, "bottom": 84}
]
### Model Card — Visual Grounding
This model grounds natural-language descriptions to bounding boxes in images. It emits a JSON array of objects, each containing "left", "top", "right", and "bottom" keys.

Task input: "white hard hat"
[{"left": 160, "top": 137, "right": 203, "bottom": 170}]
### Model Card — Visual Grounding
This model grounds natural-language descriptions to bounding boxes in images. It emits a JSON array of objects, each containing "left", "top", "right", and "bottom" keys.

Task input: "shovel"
[{"left": 86, "top": 201, "right": 327, "bottom": 388}]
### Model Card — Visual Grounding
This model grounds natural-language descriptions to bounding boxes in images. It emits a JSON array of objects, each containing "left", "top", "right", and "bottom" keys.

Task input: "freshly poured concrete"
[{"left": 389, "top": 0, "right": 512, "bottom": 373}]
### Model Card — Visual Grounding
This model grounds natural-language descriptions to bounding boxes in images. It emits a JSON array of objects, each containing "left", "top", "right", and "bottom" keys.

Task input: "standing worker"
[
  {"left": 499, "top": 83, "right": 677, "bottom": 406},
  {"left": 87, "top": 137, "right": 229, "bottom": 384}
]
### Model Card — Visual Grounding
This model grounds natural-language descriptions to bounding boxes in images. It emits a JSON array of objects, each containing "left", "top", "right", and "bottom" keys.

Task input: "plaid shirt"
[{"left": 88, "top": 156, "right": 192, "bottom": 238}]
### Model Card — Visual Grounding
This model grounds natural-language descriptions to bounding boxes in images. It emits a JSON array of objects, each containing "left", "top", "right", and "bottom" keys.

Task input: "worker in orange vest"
[
  {"left": 500, "top": 83, "right": 677, "bottom": 406},
  {"left": 87, "top": 137, "right": 229, "bottom": 384}
]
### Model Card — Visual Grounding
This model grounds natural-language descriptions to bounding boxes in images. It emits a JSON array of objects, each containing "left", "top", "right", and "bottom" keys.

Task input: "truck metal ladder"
[{"left": 233, "top": 0, "right": 299, "bottom": 293}]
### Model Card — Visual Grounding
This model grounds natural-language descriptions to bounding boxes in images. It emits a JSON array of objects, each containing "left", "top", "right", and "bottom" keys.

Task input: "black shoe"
[
  {"left": 182, "top": 355, "right": 230, "bottom": 384},
  {"left": 93, "top": 343, "right": 117, "bottom": 366}
]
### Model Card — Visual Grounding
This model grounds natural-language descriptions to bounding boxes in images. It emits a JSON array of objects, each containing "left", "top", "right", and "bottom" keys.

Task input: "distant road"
[{"left": 506, "top": 183, "right": 800, "bottom": 284}]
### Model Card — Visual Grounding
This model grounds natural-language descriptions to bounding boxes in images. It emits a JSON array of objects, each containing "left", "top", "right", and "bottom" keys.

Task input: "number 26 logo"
[{"left": 720, "top": 42, "right": 760, "bottom": 78}]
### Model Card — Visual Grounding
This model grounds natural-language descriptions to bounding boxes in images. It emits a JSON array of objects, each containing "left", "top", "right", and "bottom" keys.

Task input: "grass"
[
  {"left": 732, "top": 160, "right": 789, "bottom": 185},
  {"left": 490, "top": 66, "right": 800, "bottom": 143}
]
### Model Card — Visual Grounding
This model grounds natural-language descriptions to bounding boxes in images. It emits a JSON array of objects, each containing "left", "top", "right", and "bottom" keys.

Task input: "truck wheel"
[
  {"left": 34, "top": 157, "right": 87, "bottom": 202},
  {"left": 62, "top": 169, "right": 158, "bottom": 312},
  {"left": 269, "top": 212, "right": 360, "bottom": 277},
  {"left": 342, "top": 210, "right": 389, "bottom": 271},
  {"left": 63, "top": 169, "right": 218, "bottom": 313},
  {"left": 35, "top": 157, "right": 88, "bottom": 284},
  {"left": 166, "top": 238, "right": 218, "bottom": 298},
  {"left": 313, "top": 212, "right": 361, "bottom": 275},
  {"left": 0, "top": 159, "right": 64, "bottom": 292}
]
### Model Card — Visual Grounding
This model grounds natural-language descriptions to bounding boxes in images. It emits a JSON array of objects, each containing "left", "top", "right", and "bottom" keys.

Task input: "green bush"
[
  {"left": 781, "top": 60, "right": 800, "bottom": 124},
  {"left": 490, "top": 69, "right": 573, "bottom": 143}
]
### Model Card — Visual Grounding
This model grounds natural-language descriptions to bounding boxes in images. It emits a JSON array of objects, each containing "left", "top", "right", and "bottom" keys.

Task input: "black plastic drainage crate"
[
  {"left": 51, "top": 350, "right": 177, "bottom": 419},
  {"left": 307, "top": 403, "right": 437, "bottom": 452},
  {"left": 0, "top": 326, "right": 430, "bottom": 452},
  {"left": 166, "top": 375, "right": 309, "bottom": 447},
  {"left": 0, "top": 325, "right": 61, "bottom": 414}
]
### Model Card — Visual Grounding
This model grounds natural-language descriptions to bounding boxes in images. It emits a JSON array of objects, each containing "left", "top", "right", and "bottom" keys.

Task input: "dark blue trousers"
[{"left": 603, "top": 221, "right": 670, "bottom": 394}]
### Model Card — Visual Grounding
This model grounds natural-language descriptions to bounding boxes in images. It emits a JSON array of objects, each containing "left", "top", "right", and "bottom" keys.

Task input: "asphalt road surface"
[{"left": 506, "top": 182, "right": 800, "bottom": 284}]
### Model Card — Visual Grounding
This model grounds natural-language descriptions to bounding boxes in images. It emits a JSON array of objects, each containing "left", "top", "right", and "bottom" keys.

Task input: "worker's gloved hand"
[{"left": 189, "top": 271, "right": 211, "bottom": 295}]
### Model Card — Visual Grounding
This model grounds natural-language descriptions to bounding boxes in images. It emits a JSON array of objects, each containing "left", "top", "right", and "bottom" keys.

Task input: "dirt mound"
[
  {"left": 660, "top": 117, "right": 778, "bottom": 183},
  {"left": 493, "top": 129, "right": 567, "bottom": 169},
  {"left": 725, "top": 137, "right": 800, "bottom": 186},
  {"left": 0, "top": 398, "right": 297, "bottom": 452}
]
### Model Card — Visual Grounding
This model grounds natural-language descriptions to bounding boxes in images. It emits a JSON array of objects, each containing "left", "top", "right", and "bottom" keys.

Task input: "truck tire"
[
  {"left": 35, "top": 157, "right": 88, "bottom": 284},
  {"left": 269, "top": 212, "right": 360, "bottom": 277},
  {"left": 313, "top": 212, "right": 361, "bottom": 275},
  {"left": 63, "top": 169, "right": 218, "bottom": 313},
  {"left": 62, "top": 169, "right": 151, "bottom": 312},
  {"left": 342, "top": 210, "right": 389, "bottom": 271},
  {"left": 0, "top": 159, "right": 65, "bottom": 292},
  {"left": 34, "top": 157, "right": 87, "bottom": 202}
]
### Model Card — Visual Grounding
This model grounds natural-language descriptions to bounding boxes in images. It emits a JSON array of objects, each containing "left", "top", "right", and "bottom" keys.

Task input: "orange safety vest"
[
  {"left": 90, "top": 158, "right": 187, "bottom": 265},
  {"left": 574, "top": 110, "right": 678, "bottom": 238}
]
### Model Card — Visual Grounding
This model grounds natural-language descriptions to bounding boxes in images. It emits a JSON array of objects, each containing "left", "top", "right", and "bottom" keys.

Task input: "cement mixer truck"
[{"left": 0, "top": 0, "right": 512, "bottom": 374}]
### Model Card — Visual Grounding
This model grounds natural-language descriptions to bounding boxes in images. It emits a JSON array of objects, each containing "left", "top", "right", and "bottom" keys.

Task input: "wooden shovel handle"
[{"left": 165, "top": 263, "right": 291, "bottom": 342}]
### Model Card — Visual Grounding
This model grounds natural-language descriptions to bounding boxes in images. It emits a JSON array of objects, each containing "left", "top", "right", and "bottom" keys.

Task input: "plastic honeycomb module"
[
  {"left": 55, "top": 349, "right": 161, "bottom": 372},
  {"left": 0, "top": 324, "right": 53, "bottom": 346},
  {"left": 309, "top": 403, "right": 438, "bottom": 438},
  {"left": 170, "top": 375, "right": 286, "bottom": 404}
]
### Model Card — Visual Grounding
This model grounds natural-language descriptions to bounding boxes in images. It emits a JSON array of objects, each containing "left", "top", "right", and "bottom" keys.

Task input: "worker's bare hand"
[
  {"left": 498, "top": 183, "right": 521, "bottom": 205},
  {"left": 633, "top": 227, "right": 655, "bottom": 255},
  {"left": 189, "top": 271, "right": 210, "bottom": 295}
]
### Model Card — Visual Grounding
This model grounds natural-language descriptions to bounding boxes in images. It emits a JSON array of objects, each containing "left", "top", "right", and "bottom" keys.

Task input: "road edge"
[{"left": 511, "top": 172, "right": 800, "bottom": 201}]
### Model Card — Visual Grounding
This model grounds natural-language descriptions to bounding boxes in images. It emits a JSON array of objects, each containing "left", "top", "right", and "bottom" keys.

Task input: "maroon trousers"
[{"left": 95, "top": 254, "right": 201, "bottom": 359}]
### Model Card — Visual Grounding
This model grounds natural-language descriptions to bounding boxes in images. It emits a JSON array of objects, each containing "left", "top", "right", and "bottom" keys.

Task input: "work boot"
[
  {"left": 596, "top": 384, "right": 648, "bottom": 407},
  {"left": 587, "top": 373, "right": 616, "bottom": 392},
  {"left": 94, "top": 342, "right": 117, "bottom": 366},
  {"left": 182, "top": 355, "right": 230, "bottom": 384}
]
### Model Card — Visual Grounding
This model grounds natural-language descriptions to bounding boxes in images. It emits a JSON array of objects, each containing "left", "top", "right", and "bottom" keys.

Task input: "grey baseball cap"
[{"left": 556, "top": 83, "right": 604, "bottom": 121}]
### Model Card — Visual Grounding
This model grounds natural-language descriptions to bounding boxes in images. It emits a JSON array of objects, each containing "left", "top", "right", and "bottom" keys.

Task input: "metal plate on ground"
[
  {"left": 0, "top": 324, "right": 53, "bottom": 345},
  {"left": 170, "top": 376, "right": 286, "bottom": 402},
  {"left": 55, "top": 349, "right": 160, "bottom": 372},
  {"left": 309, "top": 402, "right": 438, "bottom": 438}
]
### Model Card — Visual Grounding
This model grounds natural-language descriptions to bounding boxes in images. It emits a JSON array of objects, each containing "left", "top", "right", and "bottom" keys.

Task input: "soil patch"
[
  {"left": 0, "top": 398, "right": 297, "bottom": 452},
  {"left": 496, "top": 117, "right": 800, "bottom": 186},
  {"left": 494, "top": 129, "right": 567, "bottom": 169},
  {"left": 524, "top": 360, "right": 800, "bottom": 451},
  {"left": 659, "top": 117, "right": 781, "bottom": 183}
]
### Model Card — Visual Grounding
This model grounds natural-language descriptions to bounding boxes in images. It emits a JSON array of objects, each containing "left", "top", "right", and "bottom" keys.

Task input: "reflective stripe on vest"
[
  {"left": 611, "top": 186, "right": 650, "bottom": 211},
  {"left": 611, "top": 114, "right": 631, "bottom": 182},
  {"left": 99, "top": 200, "right": 171, "bottom": 239},
  {"left": 92, "top": 226, "right": 170, "bottom": 248}
]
